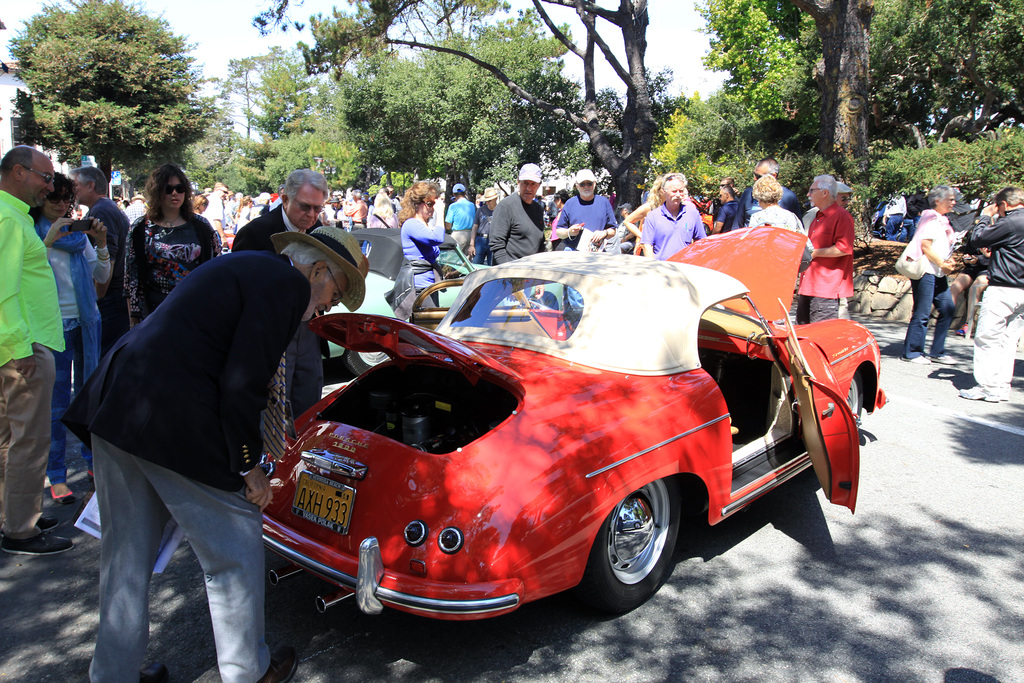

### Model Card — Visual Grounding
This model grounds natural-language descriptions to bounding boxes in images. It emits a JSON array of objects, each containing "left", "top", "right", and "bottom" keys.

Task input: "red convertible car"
[{"left": 262, "top": 227, "right": 885, "bottom": 620}]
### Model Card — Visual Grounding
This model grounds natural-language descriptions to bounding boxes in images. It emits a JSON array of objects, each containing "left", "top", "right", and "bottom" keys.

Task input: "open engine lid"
[
  {"left": 669, "top": 226, "right": 809, "bottom": 314},
  {"left": 312, "top": 313, "right": 522, "bottom": 386}
]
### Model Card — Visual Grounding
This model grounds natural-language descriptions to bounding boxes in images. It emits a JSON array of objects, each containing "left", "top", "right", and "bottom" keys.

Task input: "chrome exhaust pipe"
[
  {"left": 268, "top": 564, "right": 304, "bottom": 585},
  {"left": 315, "top": 590, "right": 353, "bottom": 613}
]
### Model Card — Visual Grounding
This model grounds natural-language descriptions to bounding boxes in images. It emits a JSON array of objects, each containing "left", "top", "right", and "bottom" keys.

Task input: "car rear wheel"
[
  {"left": 574, "top": 478, "right": 680, "bottom": 613},
  {"left": 343, "top": 350, "right": 389, "bottom": 375},
  {"left": 847, "top": 372, "right": 863, "bottom": 423}
]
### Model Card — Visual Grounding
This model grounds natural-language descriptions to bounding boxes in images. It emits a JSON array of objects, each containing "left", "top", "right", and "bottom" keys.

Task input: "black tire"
[
  {"left": 574, "top": 478, "right": 681, "bottom": 613},
  {"left": 343, "top": 349, "right": 389, "bottom": 376},
  {"left": 847, "top": 371, "right": 864, "bottom": 422}
]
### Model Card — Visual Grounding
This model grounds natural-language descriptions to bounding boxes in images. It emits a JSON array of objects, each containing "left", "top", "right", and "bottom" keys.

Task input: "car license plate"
[{"left": 292, "top": 471, "right": 356, "bottom": 534}]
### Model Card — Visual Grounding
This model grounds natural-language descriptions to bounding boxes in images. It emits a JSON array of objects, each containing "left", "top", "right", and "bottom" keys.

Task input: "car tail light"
[
  {"left": 404, "top": 520, "right": 428, "bottom": 547},
  {"left": 438, "top": 526, "right": 464, "bottom": 554}
]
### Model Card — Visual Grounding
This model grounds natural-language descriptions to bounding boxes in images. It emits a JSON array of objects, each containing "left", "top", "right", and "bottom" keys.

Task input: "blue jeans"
[
  {"left": 883, "top": 215, "right": 905, "bottom": 241},
  {"left": 48, "top": 321, "right": 93, "bottom": 485},
  {"left": 903, "top": 273, "right": 954, "bottom": 359},
  {"left": 473, "top": 235, "right": 491, "bottom": 265}
]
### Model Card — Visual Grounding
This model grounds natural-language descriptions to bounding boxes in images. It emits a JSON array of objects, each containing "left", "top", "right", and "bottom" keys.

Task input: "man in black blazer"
[
  {"left": 232, "top": 169, "right": 329, "bottom": 416},
  {"left": 64, "top": 228, "right": 367, "bottom": 683}
]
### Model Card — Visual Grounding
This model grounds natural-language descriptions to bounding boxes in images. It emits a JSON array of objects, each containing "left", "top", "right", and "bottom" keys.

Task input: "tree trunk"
[{"left": 792, "top": 0, "right": 872, "bottom": 179}]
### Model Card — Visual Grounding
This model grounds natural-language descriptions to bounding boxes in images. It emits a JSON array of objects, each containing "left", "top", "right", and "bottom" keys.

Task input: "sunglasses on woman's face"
[
  {"left": 46, "top": 194, "right": 74, "bottom": 204},
  {"left": 425, "top": 200, "right": 437, "bottom": 207},
  {"left": 165, "top": 183, "right": 188, "bottom": 195}
]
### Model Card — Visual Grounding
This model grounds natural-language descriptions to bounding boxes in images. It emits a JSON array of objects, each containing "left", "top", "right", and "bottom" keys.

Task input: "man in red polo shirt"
[{"left": 797, "top": 175, "right": 855, "bottom": 324}]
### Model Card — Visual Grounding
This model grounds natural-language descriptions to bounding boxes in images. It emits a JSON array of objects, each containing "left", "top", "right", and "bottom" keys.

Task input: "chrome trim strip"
[
  {"left": 721, "top": 454, "right": 811, "bottom": 517},
  {"left": 263, "top": 535, "right": 521, "bottom": 615},
  {"left": 300, "top": 449, "right": 368, "bottom": 480},
  {"left": 585, "top": 414, "right": 731, "bottom": 479},
  {"left": 830, "top": 341, "right": 871, "bottom": 366}
]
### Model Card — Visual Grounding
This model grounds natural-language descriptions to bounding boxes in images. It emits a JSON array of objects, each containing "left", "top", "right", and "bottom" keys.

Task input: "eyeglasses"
[
  {"left": 294, "top": 200, "right": 324, "bottom": 214},
  {"left": 46, "top": 194, "right": 74, "bottom": 204},
  {"left": 808, "top": 186, "right": 824, "bottom": 193},
  {"left": 578, "top": 181, "right": 595, "bottom": 188},
  {"left": 719, "top": 184, "right": 731, "bottom": 188},
  {"left": 23, "top": 166, "right": 55, "bottom": 185},
  {"left": 165, "top": 183, "right": 188, "bottom": 195},
  {"left": 425, "top": 200, "right": 437, "bottom": 207},
  {"left": 327, "top": 269, "right": 346, "bottom": 307}
]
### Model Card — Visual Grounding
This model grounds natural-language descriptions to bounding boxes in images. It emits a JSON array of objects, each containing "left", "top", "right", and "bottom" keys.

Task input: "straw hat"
[
  {"left": 271, "top": 226, "right": 369, "bottom": 311},
  {"left": 480, "top": 187, "right": 499, "bottom": 202}
]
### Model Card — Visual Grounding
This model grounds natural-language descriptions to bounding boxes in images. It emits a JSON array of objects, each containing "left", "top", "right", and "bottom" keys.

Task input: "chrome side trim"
[
  {"left": 300, "top": 449, "right": 368, "bottom": 480},
  {"left": 830, "top": 341, "right": 872, "bottom": 366},
  {"left": 721, "top": 454, "right": 811, "bottom": 517},
  {"left": 263, "top": 535, "right": 521, "bottom": 615},
  {"left": 585, "top": 414, "right": 731, "bottom": 479}
]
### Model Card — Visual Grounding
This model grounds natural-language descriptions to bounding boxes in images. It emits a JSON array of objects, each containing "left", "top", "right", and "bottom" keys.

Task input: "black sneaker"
[
  {"left": 37, "top": 515, "right": 60, "bottom": 532},
  {"left": 1, "top": 532, "right": 73, "bottom": 556}
]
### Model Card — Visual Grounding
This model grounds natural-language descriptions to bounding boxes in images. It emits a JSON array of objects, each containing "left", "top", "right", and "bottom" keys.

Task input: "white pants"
[{"left": 972, "top": 285, "right": 1024, "bottom": 399}]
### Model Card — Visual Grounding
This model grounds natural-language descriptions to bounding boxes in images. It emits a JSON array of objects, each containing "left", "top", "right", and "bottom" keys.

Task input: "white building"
[{"left": 0, "top": 61, "right": 28, "bottom": 156}]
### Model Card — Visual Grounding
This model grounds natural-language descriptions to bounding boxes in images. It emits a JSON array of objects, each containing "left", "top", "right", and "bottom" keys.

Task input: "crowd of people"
[{"left": 2, "top": 142, "right": 1022, "bottom": 683}]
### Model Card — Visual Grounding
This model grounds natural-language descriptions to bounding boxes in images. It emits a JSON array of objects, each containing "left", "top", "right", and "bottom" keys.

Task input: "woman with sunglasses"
[
  {"left": 125, "top": 164, "right": 221, "bottom": 324},
  {"left": 30, "top": 172, "right": 111, "bottom": 504},
  {"left": 398, "top": 181, "right": 444, "bottom": 307}
]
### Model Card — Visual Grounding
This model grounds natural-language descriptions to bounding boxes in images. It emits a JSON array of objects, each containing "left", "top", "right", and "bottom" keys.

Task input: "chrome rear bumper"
[{"left": 263, "top": 534, "right": 521, "bottom": 616}]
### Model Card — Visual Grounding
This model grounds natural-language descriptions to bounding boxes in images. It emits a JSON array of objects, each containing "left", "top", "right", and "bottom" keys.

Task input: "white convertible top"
[{"left": 434, "top": 252, "right": 750, "bottom": 375}]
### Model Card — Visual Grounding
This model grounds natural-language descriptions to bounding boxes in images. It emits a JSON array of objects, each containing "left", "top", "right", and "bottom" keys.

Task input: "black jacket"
[
  {"left": 63, "top": 252, "right": 310, "bottom": 491},
  {"left": 965, "top": 207, "right": 1024, "bottom": 289},
  {"left": 232, "top": 206, "right": 321, "bottom": 252}
]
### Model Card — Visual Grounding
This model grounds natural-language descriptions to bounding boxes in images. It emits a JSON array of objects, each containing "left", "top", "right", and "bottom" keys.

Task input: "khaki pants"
[{"left": 0, "top": 344, "right": 55, "bottom": 539}]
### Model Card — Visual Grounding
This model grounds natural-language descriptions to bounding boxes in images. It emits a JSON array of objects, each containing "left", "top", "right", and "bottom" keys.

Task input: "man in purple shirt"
[{"left": 641, "top": 173, "right": 705, "bottom": 260}]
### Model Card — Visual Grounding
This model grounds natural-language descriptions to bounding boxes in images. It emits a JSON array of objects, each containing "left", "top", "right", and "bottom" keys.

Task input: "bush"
[{"left": 872, "top": 132, "right": 1024, "bottom": 203}]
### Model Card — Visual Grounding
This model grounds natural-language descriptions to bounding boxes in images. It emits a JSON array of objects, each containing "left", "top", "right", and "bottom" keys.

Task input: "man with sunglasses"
[
  {"left": 71, "top": 165, "right": 131, "bottom": 355},
  {"left": 553, "top": 169, "right": 618, "bottom": 252},
  {"left": 232, "top": 169, "right": 329, "bottom": 416},
  {"left": 733, "top": 157, "right": 803, "bottom": 231},
  {"left": 0, "top": 146, "right": 73, "bottom": 556}
]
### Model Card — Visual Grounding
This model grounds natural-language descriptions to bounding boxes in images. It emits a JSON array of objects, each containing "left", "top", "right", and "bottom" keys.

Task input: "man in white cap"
[
  {"left": 64, "top": 227, "right": 367, "bottom": 683},
  {"left": 444, "top": 183, "right": 476, "bottom": 251},
  {"left": 469, "top": 187, "right": 500, "bottom": 265},
  {"left": 489, "top": 164, "right": 547, "bottom": 264},
  {"left": 552, "top": 169, "right": 617, "bottom": 251}
]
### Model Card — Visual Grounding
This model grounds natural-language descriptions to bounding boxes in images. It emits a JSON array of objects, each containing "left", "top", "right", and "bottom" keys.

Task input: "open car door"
[{"left": 777, "top": 307, "right": 860, "bottom": 512}]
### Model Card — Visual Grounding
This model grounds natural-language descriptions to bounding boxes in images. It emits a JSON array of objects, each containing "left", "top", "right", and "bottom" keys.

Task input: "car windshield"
[{"left": 449, "top": 278, "right": 584, "bottom": 341}]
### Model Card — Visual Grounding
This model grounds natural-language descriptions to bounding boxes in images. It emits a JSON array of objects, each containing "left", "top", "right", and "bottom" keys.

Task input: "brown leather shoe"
[{"left": 257, "top": 645, "right": 297, "bottom": 683}]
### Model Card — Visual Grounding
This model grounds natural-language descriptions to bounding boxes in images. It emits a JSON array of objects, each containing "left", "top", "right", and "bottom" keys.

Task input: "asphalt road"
[{"left": 2, "top": 316, "right": 1022, "bottom": 683}]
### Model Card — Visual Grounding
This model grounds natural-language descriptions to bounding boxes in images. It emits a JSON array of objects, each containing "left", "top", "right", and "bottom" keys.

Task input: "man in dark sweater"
[
  {"left": 489, "top": 163, "right": 546, "bottom": 265},
  {"left": 959, "top": 186, "right": 1024, "bottom": 403},
  {"left": 71, "top": 166, "right": 130, "bottom": 356}
]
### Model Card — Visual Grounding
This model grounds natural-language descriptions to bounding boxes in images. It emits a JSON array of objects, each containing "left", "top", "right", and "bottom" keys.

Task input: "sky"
[{"left": 2, "top": 0, "right": 727, "bottom": 98}]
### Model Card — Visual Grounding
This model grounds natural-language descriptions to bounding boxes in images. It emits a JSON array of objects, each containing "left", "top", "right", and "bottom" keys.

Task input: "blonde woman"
[
  {"left": 367, "top": 191, "right": 399, "bottom": 229},
  {"left": 622, "top": 175, "right": 666, "bottom": 254}
]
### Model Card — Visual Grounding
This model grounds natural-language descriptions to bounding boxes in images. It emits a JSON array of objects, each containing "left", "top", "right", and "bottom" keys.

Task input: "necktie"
[{"left": 262, "top": 354, "right": 289, "bottom": 461}]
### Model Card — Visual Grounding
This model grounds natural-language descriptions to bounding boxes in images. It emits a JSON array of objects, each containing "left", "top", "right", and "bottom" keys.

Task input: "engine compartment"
[{"left": 317, "top": 363, "right": 520, "bottom": 453}]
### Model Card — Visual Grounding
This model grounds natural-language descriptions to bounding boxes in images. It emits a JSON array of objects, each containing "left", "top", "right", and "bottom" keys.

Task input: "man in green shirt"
[{"left": 0, "top": 146, "right": 72, "bottom": 555}]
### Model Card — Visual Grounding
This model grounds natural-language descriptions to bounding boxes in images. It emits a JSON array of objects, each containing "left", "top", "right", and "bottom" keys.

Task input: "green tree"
[
  {"left": 257, "top": 0, "right": 664, "bottom": 205},
  {"left": 10, "top": 0, "right": 214, "bottom": 179},
  {"left": 871, "top": 0, "right": 1024, "bottom": 147},
  {"left": 335, "top": 17, "right": 582, "bottom": 191},
  {"left": 252, "top": 47, "right": 320, "bottom": 140}
]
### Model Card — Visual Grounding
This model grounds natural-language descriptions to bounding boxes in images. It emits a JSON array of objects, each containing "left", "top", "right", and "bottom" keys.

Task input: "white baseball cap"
[
  {"left": 575, "top": 169, "right": 597, "bottom": 185},
  {"left": 518, "top": 163, "right": 543, "bottom": 183}
]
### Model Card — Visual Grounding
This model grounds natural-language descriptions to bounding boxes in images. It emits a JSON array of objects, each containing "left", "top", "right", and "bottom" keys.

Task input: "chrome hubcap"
[{"left": 606, "top": 480, "right": 670, "bottom": 585}]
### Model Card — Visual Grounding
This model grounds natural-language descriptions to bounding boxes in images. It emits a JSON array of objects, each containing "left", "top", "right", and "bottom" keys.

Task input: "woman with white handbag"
[{"left": 901, "top": 185, "right": 959, "bottom": 364}]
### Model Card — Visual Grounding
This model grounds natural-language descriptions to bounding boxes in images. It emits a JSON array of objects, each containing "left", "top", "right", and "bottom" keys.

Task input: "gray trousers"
[
  {"left": 90, "top": 437, "right": 270, "bottom": 683},
  {"left": 286, "top": 322, "right": 324, "bottom": 417}
]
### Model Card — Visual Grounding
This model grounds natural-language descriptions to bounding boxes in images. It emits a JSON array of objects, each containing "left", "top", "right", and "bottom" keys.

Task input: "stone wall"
[{"left": 850, "top": 270, "right": 967, "bottom": 325}]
